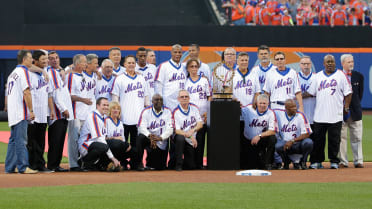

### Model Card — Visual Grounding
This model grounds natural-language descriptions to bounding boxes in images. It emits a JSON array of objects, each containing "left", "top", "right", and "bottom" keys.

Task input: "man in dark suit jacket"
[{"left": 339, "top": 54, "right": 364, "bottom": 168}]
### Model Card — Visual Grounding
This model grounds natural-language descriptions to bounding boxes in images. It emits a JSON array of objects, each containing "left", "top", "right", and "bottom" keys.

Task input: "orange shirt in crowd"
[
  {"left": 307, "top": 11, "right": 318, "bottom": 25},
  {"left": 352, "top": 1, "right": 364, "bottom": 20},
  {"left": 348, "top": 14, "right": 359, "bottom": 25},
  {"left": 271, "top": 14, "right": 282, "bottom": 25},
  {"left": 319, "top": 7, "right": 332, "bottom": 25},
  {"left": 332, "top": 10, "right": 347, "bottom": 26},
  {"left": 245, "top": 4, "right": 255, "bottom": 24},
  {"left": 259, "top": 8, "right": 271, "bottom": 25},
  {"left": 282, "top": 15, "right": 293, "bottom": 25},
  {"left": 296, "top": 12, "right": 306, "bottom": 25},
  {"left": 231, "top": 3, "right": 245, "bottom": 21},
  {"left": 329, "top": 0, "right": 338, "bottom": 5},
  {"left": 267, "top": 0, "right": 279, "bottom": 14},
  {"left": 255, "top": 7, "right": 261, "bottom": 24}
]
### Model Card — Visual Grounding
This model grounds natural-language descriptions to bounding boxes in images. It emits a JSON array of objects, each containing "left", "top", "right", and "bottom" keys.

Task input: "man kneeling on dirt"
[
  {"left": 274, "top": 99, "right": 313, "bottom": 170},
  {"left": 77, "top": 97, "right": 120, "bottom": 171},
  {"left": 240, "top": 94, "right": 278, "bottom": 170}
]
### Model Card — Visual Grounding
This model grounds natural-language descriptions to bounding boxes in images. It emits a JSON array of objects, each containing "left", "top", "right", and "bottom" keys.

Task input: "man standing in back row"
[
  {"left": 339, "top": 54, "right": 364, "bottom": 168},
  {"left": 264, "top": 51, "right": 303, "bottom": 112},
  {"left": 251, "top": 45, "right": 275, "bottom": 90},
  {"left": 5, "top": 50, "right": 37, "bottom": 174},
  {"left": 307, "top": 54, "right": 352, "bottom": 169}
]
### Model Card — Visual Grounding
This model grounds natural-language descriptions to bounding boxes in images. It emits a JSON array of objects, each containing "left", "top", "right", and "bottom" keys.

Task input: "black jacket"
[{"left": 349, "top": 70, "right": 364, "bottom": 121}]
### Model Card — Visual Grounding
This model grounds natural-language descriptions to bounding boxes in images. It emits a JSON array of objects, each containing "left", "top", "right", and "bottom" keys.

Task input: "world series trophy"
[{"left": 212, "top": 61, "right": 235, "bottom": 100}]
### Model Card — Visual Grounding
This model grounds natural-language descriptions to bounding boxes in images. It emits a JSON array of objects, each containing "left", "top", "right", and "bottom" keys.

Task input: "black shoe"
[
  {"left": 293, "top": 163, "right": 301, "bottom": 170},
  {"left": 300, "top": 162, "right": 308, "bottom": 170},
  {"left": 264, "top": 164, "right": 272, "bottom": 170},
  {"left": 136, "top": 166, "right": 145, "bottom": 171},
  {"left": 38, "top": 167, "right": 54, "bottom": 173},
  {"left": 283, "top": 163, "right": 289, "bottom": 170},
  {"left": 70, "top": 167, "right": 88, "bottom": 172},
  {"left": 175, "top": 166, "right": 182, "bottom": 171},
  {"left": 273, "top": 163, "right": 282, "bottom": 170},
  {"left": 51, "top": 166, "right": 69, "bottom": 172}
]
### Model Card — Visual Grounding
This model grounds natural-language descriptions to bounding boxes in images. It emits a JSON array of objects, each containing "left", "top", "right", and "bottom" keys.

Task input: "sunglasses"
[{"left": 275, "top": 58, "right": 285, "bottom": 61}]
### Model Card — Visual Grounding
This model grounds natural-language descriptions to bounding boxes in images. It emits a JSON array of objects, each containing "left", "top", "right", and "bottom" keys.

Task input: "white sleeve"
[
  {"left": 161, "top": 110, "right": 173, "bottom": 140},
  {"left": 154, "top": 65, "right": 165, "bottom": 95},
  {"left": 111, "top": 77, "right": 121, "bottom": 97},
  {"left": 20, "top": 70, "right": 31, "bottom": 92},
  {"left": 299, "top": 113, "right": 312, "bottom": 135},
  {"left": 293, "top": 71, "right": 301, "bottom": 94},
  {"left": 254, "top": 76, "right": 261, "bottom": 93},
  {"left": 307, "top": 75, "right": 317, "bottom": 96},
  {"left": 263, "top": 73, "right": 270, "bottom": 93},
  {"left": 268, "top": 110, "right": 278, "bottom": 132},
  {"left": 138, "top": 110, "right": 151, "bottom": 137}
]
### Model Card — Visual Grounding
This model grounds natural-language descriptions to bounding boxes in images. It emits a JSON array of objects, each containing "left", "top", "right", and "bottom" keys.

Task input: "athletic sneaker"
[
  {"left": 330, "top": 163, "right": 339, "bottom": 169},
  {"left": 309, "top": 163, "right": 323, "bottom": 169},
  {"left": 21, "top": 167, "right": 38, "bottom": 174}
]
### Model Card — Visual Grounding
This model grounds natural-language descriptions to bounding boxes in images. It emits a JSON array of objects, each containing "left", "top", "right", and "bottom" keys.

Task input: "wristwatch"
[
  {"left": 291, "top": 139, "right": 295, "bottom": 143},
  {"left": 258, "top": 134, "right": 262, "bottom": 138}
]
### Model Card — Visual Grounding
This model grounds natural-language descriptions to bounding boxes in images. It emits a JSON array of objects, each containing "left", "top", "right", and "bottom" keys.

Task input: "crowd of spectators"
[{"left": 215, "top": 0, "right": 372, "bottom": 26}]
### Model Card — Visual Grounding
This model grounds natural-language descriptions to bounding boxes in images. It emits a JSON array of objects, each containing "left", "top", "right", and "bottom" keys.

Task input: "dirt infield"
[{"left": 1, "top": 162, "right": 371, "bottom": 188}]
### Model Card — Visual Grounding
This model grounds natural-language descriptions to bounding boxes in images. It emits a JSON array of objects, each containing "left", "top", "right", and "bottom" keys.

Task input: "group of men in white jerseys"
[{"left": 5, "top": 44, "right": 362, "bottom": 173}]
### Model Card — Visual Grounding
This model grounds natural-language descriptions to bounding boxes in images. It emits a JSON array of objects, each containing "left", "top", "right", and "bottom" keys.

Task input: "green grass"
[
  {"left": 0, "top": 121, "right": 10, "bottom": 131},
  {"left": 1, "top": 115, "right": 372, "bottom": 163},
  {"left": 0, "top": 182, "right": 371, "bottom": 209}
]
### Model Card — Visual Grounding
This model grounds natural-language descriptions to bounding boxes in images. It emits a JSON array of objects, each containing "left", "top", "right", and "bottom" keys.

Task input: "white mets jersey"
[
  {"left": 241, "top": 104, "right": 278, "bottom": 140},
  {"left": 172, "top": 104, "right": 203, "bottom": 146},
  {"left": 46, "top": 67, "right": 73, "bottom": 124},
  {"left": 6, "top": 65, "right": 32, "bottom": 127},
  {"left": 78, "top": 110, "right": 113, "bottom": 158},
  {"left": 111, "top": 73, "right": 149, "bottom": 125},
  {"left": 82, "top": 71, "right": 97, "bottom": 114},
  {"left": 298, "top": 71, "right": 316, "bottom": 124},
  {"left": 232, "top": 68, "right": 261, "bottom": 106},
  {"left": 308, "top": 70, "right": 352, "bottom": 123},
  {"left": 66, "top": 72, "right": 88, "bottom": 120},
  {"left": 185, "top": 76, "right": 211, "bottom": 116},
  {"left": 29, "top": 71, "right": 51, "bottom": 123},
  {"left": 105, "top": 117, "right": 125, "bottom": 142},
  {"left": 112, "top": 65, "right": 126, "bottom": 76},
  {"left": 274, "top": 109, "right": 312, "bottom": 141},
  {"left": 154, "top": 59, "right": 186, "bottom": 110},
  {"left": 135, "top": 63, "right": 157, "bottom": 100},
  {"left": 251, "top": 62, "right": 275, "bottom": 90},
  {"left": 138, "top": 105, "right": 173, "bottom": 150},
  {"left": 95, "top": 75, "right": 114, "bottom": 101},
  {"left": 263, "top": 67, "right": 301, "bottom": 103},
  {"left": 182, "top": 60, "right": 212, "bottom": 84}
]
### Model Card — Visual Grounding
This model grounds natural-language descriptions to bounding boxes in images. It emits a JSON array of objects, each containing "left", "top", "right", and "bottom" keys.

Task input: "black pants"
[
  {"left": 310, "top": 124, "right": 315, "bottom": 140},
  {"left": 47, "top": 119, "right": 68, "bottom": 169},
  {"left": 136, "top": 134, "right": 168, "bottom": 170},
  {"left": 124, "top": 124, "right": 138, "bottom": 148},
  {"left": 82, "top": 142, "right": 109, "bottom": 169},
  {"left": 310, "top": 122, "right": 342, "bottom": 164},
  {"left": 27, "top": 122, "right": 47, "bottom": 170},
  {"left": 172, "top": 134, "right": 197, "bottom": 170},
  {"left": 195, "top": 124, "right": 207, "bottom": 169},
  {"left": 240, "top": 135, "right": 277, "bottom": 169},
  {"left": 106, "top": 139, "right": 135, "bottom": 168}
]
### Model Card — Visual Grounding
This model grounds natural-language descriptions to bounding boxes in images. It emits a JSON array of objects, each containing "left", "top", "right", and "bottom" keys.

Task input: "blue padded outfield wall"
[{"left": 0, "top": 46, "right": 371, "bottom": 109}]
